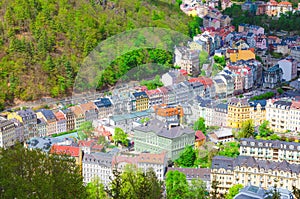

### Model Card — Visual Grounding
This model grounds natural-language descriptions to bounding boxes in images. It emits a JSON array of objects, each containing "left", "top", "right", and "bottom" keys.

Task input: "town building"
[
  {"left": 69, "top": 106, "right": 85, "bottom": 130},
  {"left": 145, "top": 89, "right": 163, "bottom": 108},
  {"left": 278, "top": 58, "right": 298, "bottom": 81},
  {"left": 195, "top": 130, "right": 206, "bottom": 148},
  {"left": 233, "top": 185, "right": 294, "bottom": 199},
  {"left": 109, "top": 110, "right": 151, "bottom": 133},
  {"left": 263, "top": 64, "right": 283, "bottom": 89},
  {"left": 227, "top": 98, "right": 250, "bottom": 128},
  {"left": 0, "top": 119, "right": 16, "bottom": 148},
  {"left": 249, "top": 100, "right": 266, "bottom": 126},
  {"left": 7, "top": 109, "right": 37, "bottom": 139},
  {"left": 54, "top": 111, "right": 67, "bottom": 134},
  {"left": 153, "top": 104, "right": 184, "bottom": 124},
  {"left": 37, "top": 118, "right": 47, "bottom": 137},
  {"left": 133, "top": 119, "right": 195, "bottom": 160},
  {"left": 266, "top": 99, "right": 300, "bottom": 133},
  {"left": 50, "top": 144, "right": 82, "bottom": 166},
  {"left": 211, "top": 155, "right": 300, "bottom": 194},
  {"left": 291, "top": 46, "right": 300, "bottom": 62},
  {"left": 60, "top": 109, "right": 75, "bottom": 131},
  {"left": 82, "top": 148, "right": 119, "bottom": 185},
  {"left": 161, "top": 70, "right": 186, "bottom": 86},
  {"left": 131, "top": 91, "right": 149, "bottom": 112},
  {"left": 94, "top": 98, "right": 114, "bottom": 119},
  {"left": 36, "top": 109, "right": 57, "bottom": 136},
  {"left": 229, "top": 49, "right": 256, "bottom": 63},
  {"left": 79, "top": 102, "right": 98, "bottom": 122},
  {"left": 174, "top": 46, "right": 200, "bottom": 76},
  {"left": 209, "top": 128, "right": 234, "bottom": 143},
  {"left": 240, "top": 138, "right": 300, "bottom": 164}
]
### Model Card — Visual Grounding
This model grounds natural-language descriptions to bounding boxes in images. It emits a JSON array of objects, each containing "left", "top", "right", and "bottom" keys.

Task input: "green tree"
[
  {"left": 277, "top": 88, "right": 284, "bottom": 95},
  {"left": 106, "top": 166, "right": 162, "bottom": 199},
  {"left": 213, "top": 55, "right": 226, "bottom": 67},
  {"left": 218, "top": 142, "right": 240, "bottom": 158},
  {"left": 199, "top": 50, "right": 209, "bottom": 68},
  {"left": 175, "top": 145, "right": 196, "bottom": 167},
  {"left": 113, "top": 127, "right": 128, "bottom": 146},
  {"left": 211, "top": 178, "right": 221, "bottom": 199},
  {"left": 292, "top": 186, "right": 300, "bottom": 199},
  {"left": 258, "top": 120, "right": 273, "bottom": 137},
  {"left": 238, "top": 119, "right": 255, "bottom": 138},
  {"left": 188, "top": 179, "right": 209, "bottom": 199},
  {"left": 166, "top": 170, "right": 189, "bottom": 199},
  {"left": 194, "top": 117, "right": 206, "bottom": 135},
  {"left": 225, "top": 184, "right": 243, "bottom": 199},
  {"left": 86, "top": 177, "right": 107, "bottom": 199},
  {"left": 78, "top": 121, "right": 94, "bottom": 139},
  {"left": 0, "top": 144, "right": 86, "bottom": 198}
]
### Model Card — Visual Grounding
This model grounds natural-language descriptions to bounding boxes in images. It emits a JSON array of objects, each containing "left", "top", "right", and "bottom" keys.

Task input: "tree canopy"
[
  {"left": 106, "top": 166, "right": 162, "bottom": 199},
  {"left": 238, "top": 119, "right": 255, "bottom": 138},
  {"left": 194, "top": 117, "right": 207, "bottom": 135},
  {"left": 225, "top": 184, "right": 243, "bottom": 199},
  {"left": 218, "top": 142, "right": 240, "bottom": 158},
  {"left": 0, "top": 0, "right": 196, "bottom": 110},
  {"left": 113, "top": 127, "right": 128, "bottom": 146},
  {"left": 175, "top": 145, "right": 196, "bottom": 167},
  {"left": 0, "top": 144, "right": 86, "bottom": 198}
]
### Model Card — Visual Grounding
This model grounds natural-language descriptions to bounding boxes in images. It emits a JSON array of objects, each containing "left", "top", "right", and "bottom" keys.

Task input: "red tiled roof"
[
  {"left": 279, "top": 1, "right": 291, "bottom": 6},
  {"left": 291, "top": 101, "right": 300, "bottom": 109},
  {"left": 50, "top": 145, "right": 80, "bottom": 157},
  {"left": 92, "top": 144, "right": 104, "bottom": 150},
  {"left": 195, "top": 131, "right": 206, "bottom": 141},
  {"left": 179, "top": 69, "right": 188, "bottom": 76},
  {"left": 54, "top": 111, "right": 66, "bottom": 121},
  {"left": 78, "top": 140, "right": 94, "bottom": 147}
]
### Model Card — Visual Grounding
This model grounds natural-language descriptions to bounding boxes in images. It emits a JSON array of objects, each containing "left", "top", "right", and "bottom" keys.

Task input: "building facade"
[{"left": 227, "top": 98, "right": 251, "bottom": 128}]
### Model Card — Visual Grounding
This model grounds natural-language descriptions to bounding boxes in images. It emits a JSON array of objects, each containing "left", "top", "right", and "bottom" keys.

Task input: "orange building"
[
  {"left": 195, "top": 131, "right": 206, "bottom": 148},
  {"left": 153, "top": 104, "right": 184, "bottom": 124}
]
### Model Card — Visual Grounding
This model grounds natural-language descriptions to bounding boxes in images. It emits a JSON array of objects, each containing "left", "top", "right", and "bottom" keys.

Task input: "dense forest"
[{"left": 0, "top": 0, "right": 199, "bottom": 110}]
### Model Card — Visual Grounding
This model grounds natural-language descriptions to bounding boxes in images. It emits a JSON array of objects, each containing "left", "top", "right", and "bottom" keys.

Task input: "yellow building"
[
  {"left": 195, "top": 130, "right": 206, "bottom": 148},
  {"left": 229, "top": 49, "right": 255, "bottom": 63},
  {"left": 227, "top": 98, "right": 250, "bottom": 128},
  {"left": 132, "top": 91, "right": 149, "bottom": 112},
  {"left": 249, "top": 100, "right": 267, "bottom": 126}
]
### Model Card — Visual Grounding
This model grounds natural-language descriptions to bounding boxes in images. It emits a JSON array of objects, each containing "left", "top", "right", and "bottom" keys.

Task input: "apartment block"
[
  {"left": 240, "top": 138, "right": 300, "bottom": 164},
  {"left": 211, "top": 156, "right": 300, "bottom": 194}
]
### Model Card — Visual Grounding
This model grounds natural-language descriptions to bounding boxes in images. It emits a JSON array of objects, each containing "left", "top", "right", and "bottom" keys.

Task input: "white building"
[
  {"left": 278, "top": 58, "right": 297, "bottom": 81},
  {"left": 0, "top": 119, "right": 16, "bottom": 148},
  {"left": 82, "top": 148, "right": 119, "bottom": 185}
]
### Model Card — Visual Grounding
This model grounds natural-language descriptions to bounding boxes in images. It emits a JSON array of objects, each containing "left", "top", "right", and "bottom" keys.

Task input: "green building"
[{"left": 133, "top": 119, "right": 195, "bottom": 160}]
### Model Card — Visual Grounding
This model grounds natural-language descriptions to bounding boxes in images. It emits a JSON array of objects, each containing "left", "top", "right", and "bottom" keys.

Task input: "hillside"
[{"left": 0, "top": 0, "right": 196, "bottom": 110}]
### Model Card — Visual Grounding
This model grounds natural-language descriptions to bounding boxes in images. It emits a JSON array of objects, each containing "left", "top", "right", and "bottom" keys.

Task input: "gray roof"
[
  {"left": 167, "top": 167, "right": 211, "bottom": 181},
  {"left": 212, "top": 155, "right": 300, "bottom": 174},
  {"left": 82, "top": 149, "right": 119, "bottom": 167},
  {"left": 240, "top": 138, "right": 300, "bottom": 151},
  {"left": 234, "top": 185, "right": 268, "bottom": 199},
  {"left": 26, "top": 137, "right": 65, "bottom": 152},
  {"left": 134, "top": 119, "right": 194, "bottom": 139}
]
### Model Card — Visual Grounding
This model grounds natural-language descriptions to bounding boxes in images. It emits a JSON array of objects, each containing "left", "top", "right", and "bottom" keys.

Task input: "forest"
[{"left": 0, "top": 0, "right": 200, "bottom": 110}]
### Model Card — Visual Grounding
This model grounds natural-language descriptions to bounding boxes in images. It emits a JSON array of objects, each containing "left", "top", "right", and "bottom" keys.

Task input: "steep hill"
[{"left": 0, "top": 0, "right": 195, "bottom": 110}]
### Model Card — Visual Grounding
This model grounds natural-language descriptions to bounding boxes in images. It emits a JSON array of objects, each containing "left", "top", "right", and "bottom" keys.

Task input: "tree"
[
  {"left": 113, "top": 127, "right": 128, "bottom": 146},
  {"left": 211, "top": 178, "right": 221, "bottom": 199},
  {"left": 166, "top": 170, "right": 189, "bottom": 199},
  {"left": 106, "top": 166, "right": 162, "bottom": 199},
  {"left": 86, "top": 177, "right": 107, "bottom": 199},
  {"left": 175, "top": 145, "right": 196, "bottom": 167},
  {"left": 0, "top": 144, "right": 87, "bottom": 198},
  {"left": 258, "top": 120, "right": 273, "bottom": 137},
  {"left": 225, "top": 184, "right": 243, "bottom": 199},
  {"left": 213, "top": 55, "right": 226, "bottom": 67},
  {"left": 199, "top": 50, "right": 209, "bottom": 68},
  {"left": 292, "top": 186, "right": 300, "bottom": 199},
  {"left": 188, "top": 179, "right": 209, "bottom": 199},
  {"left": 78, "top": 121, "right": 94, "bottom": 139},
  {"left": 218, "top": 142, "right": 240, "bottom": 158},
  {"left": 98, "top": 135, "right": 106, "bottom": 145},
  {"left": 194, "top": 117, "right": 206, "bottom": 135},
  {"left": 238, "top": 119, "right": 255, "bottom": 138}
]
